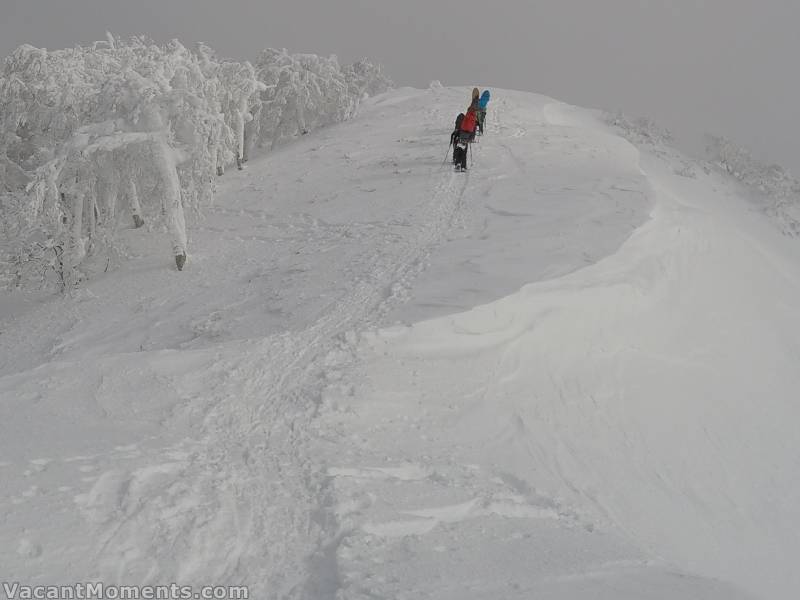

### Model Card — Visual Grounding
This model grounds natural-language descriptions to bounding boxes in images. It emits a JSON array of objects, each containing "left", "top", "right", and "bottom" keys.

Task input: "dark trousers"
[
  {"left": 453, "top": 145, "right": 466, "bottom": 169},
  {"left": 477, "top": 110, "right": 486, "bottom": 134},
  {"left": 453, "top": 136, "right": 469, "bottom": 169}
]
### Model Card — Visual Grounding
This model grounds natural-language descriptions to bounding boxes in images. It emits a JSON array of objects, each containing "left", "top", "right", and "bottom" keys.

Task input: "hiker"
[
  {"left": 451, "top": 113, "right": 465, "bottom": 146},
  {"left": 451, "top": 113, "right": 465, "bottom": 168},
  {"left": 452, "top": 106, "right": 478, "bottom": 171},
  {"left": 463, "top": 104, "right": 478, "bottom": 142},
  {"left": 477, "top": 90, "right": 490, "bottom": 135},
  {"left": 469, "top": 89, "right": 481, "bottom": 118}
]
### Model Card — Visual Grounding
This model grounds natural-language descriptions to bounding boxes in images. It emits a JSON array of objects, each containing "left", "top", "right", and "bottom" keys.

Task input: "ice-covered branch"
[{"left": 0, "top": 36, "right": 392, "bottom": 288}]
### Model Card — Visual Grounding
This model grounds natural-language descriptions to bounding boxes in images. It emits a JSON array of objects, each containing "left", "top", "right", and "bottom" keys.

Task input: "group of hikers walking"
[{"left": 448, "top": 87, "right": 491, "bottom": 172}]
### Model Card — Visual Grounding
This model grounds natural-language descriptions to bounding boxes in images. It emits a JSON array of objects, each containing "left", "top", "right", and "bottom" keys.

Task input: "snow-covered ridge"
[
  {"left": 0, "top": 35, "right": 391, "bottom": 287},
  {"left": 1, "top": 85, "right": 799, "bottom": 599}
]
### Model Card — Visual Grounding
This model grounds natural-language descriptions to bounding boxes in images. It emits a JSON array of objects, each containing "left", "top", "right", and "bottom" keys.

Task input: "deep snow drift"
[{"left": 2, "top": 85, "right": 799, "bottom": 599}]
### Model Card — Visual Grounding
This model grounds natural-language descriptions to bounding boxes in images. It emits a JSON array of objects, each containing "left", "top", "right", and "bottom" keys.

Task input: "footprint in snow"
[
  {"left": 327, "top": 464, "right": 431, "bottom": 481},
  {"left": 29, "top": 458, "right": 53, "bottom": 472},
  {"left": 17, "top": 538, "right": 42, "bottom": 558}
]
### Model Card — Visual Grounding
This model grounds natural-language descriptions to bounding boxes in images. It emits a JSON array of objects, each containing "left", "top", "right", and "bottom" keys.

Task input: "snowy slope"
[{"left": 2, "top": 85, "right": 799, "bottom": 599}]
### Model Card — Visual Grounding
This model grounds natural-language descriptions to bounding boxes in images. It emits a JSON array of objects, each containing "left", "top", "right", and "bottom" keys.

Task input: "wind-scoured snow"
[{"left": 2, "top": 86, "right": 798, "bottom": 599}]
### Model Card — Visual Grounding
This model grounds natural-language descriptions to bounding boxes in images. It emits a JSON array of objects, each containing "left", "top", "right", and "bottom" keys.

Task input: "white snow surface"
[{"left": 2, "top": 86, "right": 799, "bottom": 599}]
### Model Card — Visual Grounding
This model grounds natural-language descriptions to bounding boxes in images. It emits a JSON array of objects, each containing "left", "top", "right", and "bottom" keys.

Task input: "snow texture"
[{"left": 2, "top": 84, "right": 799, "bottom": 600}]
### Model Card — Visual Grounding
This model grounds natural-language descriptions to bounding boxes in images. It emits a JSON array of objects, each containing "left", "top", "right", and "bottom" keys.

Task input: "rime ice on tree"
[{"left": 0, "top": 37, "right": 392, "bottom": 288}]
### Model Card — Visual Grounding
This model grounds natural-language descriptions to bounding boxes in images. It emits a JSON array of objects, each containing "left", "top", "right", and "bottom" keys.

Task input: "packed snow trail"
[{"left": 1, "top": 86, "right": 796, "bottom": 599}]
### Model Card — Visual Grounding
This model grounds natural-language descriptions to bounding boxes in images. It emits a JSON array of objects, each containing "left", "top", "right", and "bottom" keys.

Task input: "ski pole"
[{"left": 441, "top": 140, "right": 453, "bottom": 167}]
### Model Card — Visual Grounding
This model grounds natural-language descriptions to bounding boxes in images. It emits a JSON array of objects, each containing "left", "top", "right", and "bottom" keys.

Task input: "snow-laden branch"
[{"left": 0, "top": 38, "right": 392, "bottom": 289}]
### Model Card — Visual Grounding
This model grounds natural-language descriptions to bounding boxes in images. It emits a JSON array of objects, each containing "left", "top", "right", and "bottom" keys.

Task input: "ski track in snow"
[
  {"left": 0, "top": 88, "right": 475, "bottom": 597},
  {"left": 82, "top": 152, "right": 469, "bottom": 593}
]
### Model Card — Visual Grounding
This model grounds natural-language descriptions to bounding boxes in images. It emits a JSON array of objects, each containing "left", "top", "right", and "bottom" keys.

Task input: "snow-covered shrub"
[
  {"left": 674, "top": 160, "right": 697, "bottom": 179},
  {"left": 706, "top": 135, "right": 800, "bottom": 198},
  {"left": 706, "top": 135, "right": 800, "bottom": 236},
  {"left": 605, "top": 111, "right": 673, "bottom": 148}
]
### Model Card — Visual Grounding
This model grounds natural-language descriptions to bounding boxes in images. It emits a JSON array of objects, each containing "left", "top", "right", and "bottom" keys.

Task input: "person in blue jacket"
[{"left": 477, "top": 90, "right": 491, "bottom": 135}]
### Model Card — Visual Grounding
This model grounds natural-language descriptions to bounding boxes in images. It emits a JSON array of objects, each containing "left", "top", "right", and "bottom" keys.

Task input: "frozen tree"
[
  {"left": 0, "top": 37, "right": 391, "bottom": 290},
  {"left": 705, "top": 135, "right": 799, "bottom": 197},
  {"left": 705, "top": 135, "right": 800, "bottom": 236},
  {"left": 251, "top": 49, "right": 325, "bottom": 151},
  {"left": 0, "top": 37, "right": 264, "bottom": 284},
  {"left": 248, "top": 49, "right": 392, "bottom": 153},
  {"left": 605, "top": 111, "right": 673, "bottom": 148},
  {"left": 344, "top": 58, "right": 393, "bottom": 98}
]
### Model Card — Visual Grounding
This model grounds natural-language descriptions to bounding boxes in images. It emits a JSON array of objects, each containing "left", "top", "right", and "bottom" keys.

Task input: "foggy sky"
[{"left": 2, "top": 0, "right": 799, "bottom": 172}]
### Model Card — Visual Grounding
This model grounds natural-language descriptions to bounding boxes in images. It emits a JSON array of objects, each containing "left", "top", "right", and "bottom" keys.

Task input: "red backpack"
[{"left": 460, "top": 109, "right": 477, "bottom": 133}]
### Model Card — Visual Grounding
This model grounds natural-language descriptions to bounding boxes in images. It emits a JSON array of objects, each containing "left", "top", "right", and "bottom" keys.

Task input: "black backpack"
[{"left": 454, "top": 113, "right": 465, "bottom": 130}]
